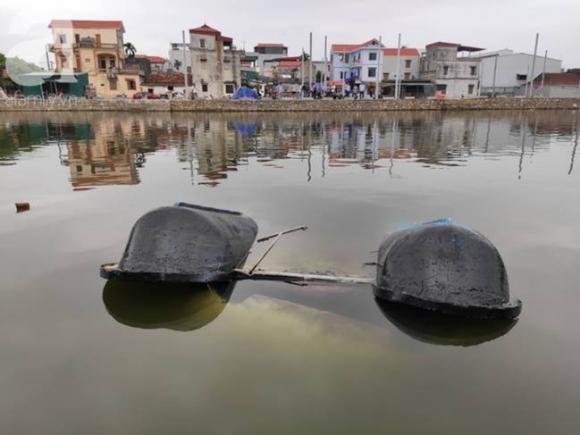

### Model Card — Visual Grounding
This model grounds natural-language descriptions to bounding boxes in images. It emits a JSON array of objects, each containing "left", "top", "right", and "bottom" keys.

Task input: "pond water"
[{"left": 0, "top": 111, "right": 579, "bottom": 435}]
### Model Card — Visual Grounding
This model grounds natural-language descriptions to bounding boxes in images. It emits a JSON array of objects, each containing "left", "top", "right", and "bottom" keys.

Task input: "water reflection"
[
  {"left": 102, "top": 280, "right": 234, "bottom": 331},
  {"left": 1, "top": 111, "right": 578, "bottom": 187},
  {"left": 376, "top": 300, "right": 517, "bottom": 347},
  {"left": 103, "top": 277, "right": 518, "bottom": 347}
]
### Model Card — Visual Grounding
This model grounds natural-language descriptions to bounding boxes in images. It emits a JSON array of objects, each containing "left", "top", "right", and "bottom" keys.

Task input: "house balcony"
[{"left": 100, "top": 66, "right": 140, "bottom": 79}]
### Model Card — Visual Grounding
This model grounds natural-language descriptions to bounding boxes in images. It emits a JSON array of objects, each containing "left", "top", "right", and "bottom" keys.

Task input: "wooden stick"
[
  {"left": 257, "top": 226, "right": 308, "bottom": 243},
  {"left": 235, "top": 268, "right": 372, "bottom": 285},
  {"left": 249, "top": 226, "right": 308, "bottom": 274}
]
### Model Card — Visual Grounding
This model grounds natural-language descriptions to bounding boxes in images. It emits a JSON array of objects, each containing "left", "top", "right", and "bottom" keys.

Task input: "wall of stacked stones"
[{"left": 1, "top": 97, "right": 579, "bottom": 112}]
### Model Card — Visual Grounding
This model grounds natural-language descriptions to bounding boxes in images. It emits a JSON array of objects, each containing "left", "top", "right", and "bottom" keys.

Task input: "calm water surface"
[{"left": 0, "top": 111, "right": 579, "bottom": 435}]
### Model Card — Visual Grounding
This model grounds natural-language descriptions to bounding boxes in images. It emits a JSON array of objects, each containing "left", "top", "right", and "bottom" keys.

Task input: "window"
[
  {"left": 468, "top": 84, "right": 475, "bottom": 94},
  {"left": 404, "top": 72, "right": 411, "bottom": 80},
  {"left": 340, "top": 71, "right": 344, "bottom": 79},
  {"left": 110, "top": 58, "right": 116, "bottom": 68},
  {"left": 436, "top": 84, "right": 447, "bottom": 92},
  {"left": 76, "top": 165, "right": 82, "bottom": 173},
  {"left": 470, "top": 66, "right": 477, "bottom": 76},
  {"left": 99, "top": 57, "right": 108, "bottom": 70},
  {"left": 109, "top": 79, "right": 117, "bottom": 90},
  {"left": 58, "top": 34, "right": 67, "bottom": 44},
  {"left": 369, "top": 52, "right": 377, "bottom": 61},
  {"left": 344, "top": 54, "right": 349, "bottom": 63},
  {"left": 200, "top": 39, "right": 206, "bottom": 48},
  {"left": 368, "top": 67, "right": 377, "bottom": 78},
  {"left": 126, "top": 79, "right": 136, "bottom": 90},
  {"left": 383, "top": 72, "right": 390, "bottom": 80},
  {"left": 202, "top": 83, "right": 208, "bottom": 92},
  {"left": 516, "top": 74, "right": 527, "bottom": 81},
  {"left": 200, "top": 56, "right": 208, "bottom": 63},
  {"left": 187, "top": 66, "right": 192, "bottom": 73},
  {"left": 405, "top": 59, "right": 412, "bottom": 68},
  {"left": 75, "top": 34, "right": 80, "bottom": 44},
  {"left": 443, "top": 65, "right": 449, "bottom": 75},
  {"left": 225, "top": 83, "right": 235, "bottom": 94}
]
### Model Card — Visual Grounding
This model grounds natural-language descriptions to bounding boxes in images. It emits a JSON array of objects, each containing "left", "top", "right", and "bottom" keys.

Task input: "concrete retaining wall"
[{"left": 1, "top": 97, "right": 579, "bottom": 113}]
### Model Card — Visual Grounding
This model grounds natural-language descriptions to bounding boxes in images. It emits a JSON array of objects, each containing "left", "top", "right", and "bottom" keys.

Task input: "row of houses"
[{"left": 34, "top": 19, "right": 580, "bottom": 99}]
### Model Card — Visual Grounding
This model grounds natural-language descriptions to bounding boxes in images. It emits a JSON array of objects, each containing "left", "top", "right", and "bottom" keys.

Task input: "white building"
[
  {"left": 330, "top": 41, "right": 423, "bottom": 96},
  {"left": 471, "top": 49, "right": 562, "bottom": 96},
  {"left": 420, "top": 42, "right": 483, "bottom": 98},
  {"left": 251, "top": 43, "right": 288, "bottom": 73},
  {"left": 382, "top": 48, "right": 420, "bottom": 81},
  {"left": 168, "top": 24, "right": 242, "bottom": 99},
  {"left": 330, "top": 39, "right": 385, "bottom": 95}
]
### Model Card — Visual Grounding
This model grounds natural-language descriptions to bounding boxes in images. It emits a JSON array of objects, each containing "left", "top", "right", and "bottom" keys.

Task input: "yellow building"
[{"left": 49, "top": 19, "right": 141, "bottom": 98}]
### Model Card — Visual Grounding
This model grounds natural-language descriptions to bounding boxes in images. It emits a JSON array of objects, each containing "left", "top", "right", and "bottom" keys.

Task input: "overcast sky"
[{"left": 1, "top": 0, "right": 579, "bottom": 68}]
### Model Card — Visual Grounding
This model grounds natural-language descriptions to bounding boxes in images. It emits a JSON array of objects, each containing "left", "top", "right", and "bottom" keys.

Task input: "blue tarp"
[
  {"left": 232, "top": 122, "right": 258, "bottom": 136},
  {"left": 232, "top": 86, "right": 258, "bottom": 100}
]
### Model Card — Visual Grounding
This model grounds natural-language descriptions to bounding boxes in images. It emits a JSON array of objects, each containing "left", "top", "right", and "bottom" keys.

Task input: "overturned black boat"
[
  {"left": 101, "top": 203, "right": 258, "bottom": 283},
  {"left": 374, "top": 220, "right": 522, "bottom": 320},
  {"left": 101, "top": 205, "right": 522, "bottom": 321}
]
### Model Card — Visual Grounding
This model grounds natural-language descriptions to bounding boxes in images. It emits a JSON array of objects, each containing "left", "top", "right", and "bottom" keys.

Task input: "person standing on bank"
[{"left": 359, "top": 82, "right": 366, "bottom": 99}]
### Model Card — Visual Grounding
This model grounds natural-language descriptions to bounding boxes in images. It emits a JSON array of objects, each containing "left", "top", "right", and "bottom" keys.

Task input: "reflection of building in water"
[
  {"left": 63, "top": 118, "right": 141, "bottom": 188},
  {"left": 327, "top": 121, "right": 417, "bottom": 167},
  {"left": 191, "top": 118, "right": 248, "bottom": 183}
]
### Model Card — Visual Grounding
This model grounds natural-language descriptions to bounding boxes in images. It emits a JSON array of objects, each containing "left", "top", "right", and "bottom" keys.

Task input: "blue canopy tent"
[{"left": 232, "top": 86, "right": 259, "bottom": 100}]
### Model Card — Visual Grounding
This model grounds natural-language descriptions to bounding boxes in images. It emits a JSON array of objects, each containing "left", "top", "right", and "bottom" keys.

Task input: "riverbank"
[{"left": 1, "top": 97, "right": 579, "bottom": 112}]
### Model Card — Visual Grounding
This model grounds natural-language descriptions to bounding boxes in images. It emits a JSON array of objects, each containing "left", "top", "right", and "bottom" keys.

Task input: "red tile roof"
[
  {"left": 189, "top": 24, "right": 221, "bottom": 36},
  {"left": 279, "top": 60, "right": 302, "bottom": 68},
  {"left": 331, "top": 44, "right": 362, "bottom": 52},
  {"left": 143, "top": 72, "right": 185, "bottom": 86},
  {"left": 533, "top": 73, "right": 580, "bottom": 87},
  {"left": 331, "top": 40, "right": 382, "bottom": 52},
  {"left": 383, "top": 48, "right": 420, "bottom": 57},
  {"left": 136, "top": 55, "right": 166, "bottom": 64},
  {"left": 49, "top": 20, "right": 124, "bottom": 30}
]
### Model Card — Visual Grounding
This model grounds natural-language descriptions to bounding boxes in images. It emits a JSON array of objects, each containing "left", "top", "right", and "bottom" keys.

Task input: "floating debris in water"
[{"left": 15, "top": 202, "right": 30, "bottom": 213}]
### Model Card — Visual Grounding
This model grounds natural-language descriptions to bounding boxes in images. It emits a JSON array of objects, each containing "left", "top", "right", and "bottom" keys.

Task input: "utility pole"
[
  {"left": 394, "top": 33, "right": 402, "bottom": 99},
  {"left": 540, "top": 50, "right": 548, "bottom": 95},
  {"left": 376, "top": 36, "right": 382, "bottom": 99},
  {"left": 309, "top": 32, "right": 313, "bottom": 91},
  {"left": 45, "top": 44, "right": 51, "bottom": 71},
  {"left": 301, "top": 47, "right": 305, "bottom": 100},
  {"left": 182, "top": 30, "right": 189, "bottom": 98},
  {"left": 524, "top": 65, "right": 530, "bottom": 97},
  {"left": 324, "top": 35, "right": 328, "bottom": 91},
  {"left": 528, "top": 32, "right": 539, "bottom": 98},
  {"left": 491, "top": 54, "right": 498, "bottom": 97}
]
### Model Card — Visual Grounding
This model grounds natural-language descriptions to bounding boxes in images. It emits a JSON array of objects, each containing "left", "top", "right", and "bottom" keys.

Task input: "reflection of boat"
[
  {"left": 376, "top": 299, "right": 517, "bottom": 346},
  {"left": 101, "top": 203, "right": 258, "bottom": 283},
  {"left": 103, "top": 280, "right": 234, "bottom": 331}
]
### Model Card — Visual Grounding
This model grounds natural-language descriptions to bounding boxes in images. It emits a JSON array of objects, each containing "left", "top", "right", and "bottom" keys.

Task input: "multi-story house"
[
  {"left": 420, "top": 42, "right": 483, "bottom": 98},
  {"left": 382, "top": 48, "right": 420, "bottom": 81},
  {"left": 253, "top": 43, "right": 288, "bottom": 73},
  {"left": 471, "top": 49, "right": 562, "bottom": 96},
  {"left": 331, "top": 39, "right": 384, "bottom": 89},
  {"left": 48, "top": 20, "right": 141, "bottom": 98},
  {"left": 331, "top": 40, "right": 424, "bottom": 96},
  {"left": 168, "top": 24, "right": 242, "bottom": 99}
]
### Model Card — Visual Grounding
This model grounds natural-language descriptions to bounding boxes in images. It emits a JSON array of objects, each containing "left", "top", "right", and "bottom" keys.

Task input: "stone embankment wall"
[{"left": 1, "top": 97, "right": 579, "bottom": 112}]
